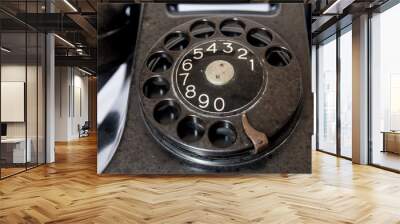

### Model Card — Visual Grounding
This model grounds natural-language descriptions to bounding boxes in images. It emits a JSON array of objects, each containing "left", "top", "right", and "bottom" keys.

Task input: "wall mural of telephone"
[{"left": 97, "top": 2, "right": 312, "bottom": 175}]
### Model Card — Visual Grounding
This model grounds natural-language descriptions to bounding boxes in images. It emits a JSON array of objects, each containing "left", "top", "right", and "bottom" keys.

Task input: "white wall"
[
  {"left": 1, "top": 65, "right": 38, "bottom": 138},
  {"left": 55, "top": 67, "right": 69, "bottom": 141},
  {"left": 1, "top": 65, "right": 26, "bottom": 136},
  {"left": 54, "top": 67, "right": 89, "bottom": 141}
]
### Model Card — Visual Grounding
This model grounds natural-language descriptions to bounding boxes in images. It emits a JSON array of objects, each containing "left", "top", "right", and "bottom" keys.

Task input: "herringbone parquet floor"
[{"left": 1, "top": 135, "right": 400, "bottom": 224}]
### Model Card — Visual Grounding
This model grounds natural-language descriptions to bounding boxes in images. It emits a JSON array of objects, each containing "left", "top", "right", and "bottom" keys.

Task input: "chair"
[{"left": 79, "top": 121, "right": 90, "bottom": 138}]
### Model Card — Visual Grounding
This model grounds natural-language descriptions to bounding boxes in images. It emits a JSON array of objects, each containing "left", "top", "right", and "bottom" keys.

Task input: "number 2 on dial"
[{"left": 238, "top": 48, "right": 248, "bottom": 60}]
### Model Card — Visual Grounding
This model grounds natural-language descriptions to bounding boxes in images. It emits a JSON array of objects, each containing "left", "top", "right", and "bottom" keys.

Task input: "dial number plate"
[{"left": 174, "top": 40, "right": 265, "bottom": 114}]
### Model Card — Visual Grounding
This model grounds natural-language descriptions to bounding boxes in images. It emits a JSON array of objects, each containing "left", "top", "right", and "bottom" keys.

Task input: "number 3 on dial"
[{"left": 222, "top": 42, "right": 233, "bottom": 53}]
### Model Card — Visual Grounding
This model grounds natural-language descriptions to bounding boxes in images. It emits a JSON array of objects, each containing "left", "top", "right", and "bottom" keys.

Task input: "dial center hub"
[{"left": 205, "top": 60, "right": 235, "bottom": 86}]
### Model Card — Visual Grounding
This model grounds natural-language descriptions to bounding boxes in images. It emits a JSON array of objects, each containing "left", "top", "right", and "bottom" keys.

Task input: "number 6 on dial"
[{"left": 182, "top": 59, "right": 193, "bottom": 71}]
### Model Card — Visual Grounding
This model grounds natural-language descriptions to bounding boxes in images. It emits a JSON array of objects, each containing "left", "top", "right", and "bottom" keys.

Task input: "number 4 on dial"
[{"left": 206, "top": 42, "right": 217, "bottom": 53}]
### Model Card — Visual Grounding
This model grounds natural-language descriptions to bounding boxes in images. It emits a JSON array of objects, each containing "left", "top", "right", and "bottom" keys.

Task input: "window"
[
  {"left": 370, "top": 3, "right": 400, "bottom": 171},
  {"left": 317, "top": 36, "right": 337, "bottom": 154},
  {"left": 0, "top": 1, "right": 47, "bottom": 179},
  {"left": 340, "top": 28, "right": 352, "bottom": 158},
  {"left": 316, "top": 25, "right": 353, "bottom": 159}
]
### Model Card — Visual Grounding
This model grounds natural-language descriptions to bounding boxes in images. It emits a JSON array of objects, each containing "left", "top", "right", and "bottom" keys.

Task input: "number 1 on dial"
[{"left": 249, "top": 59, "right": 254, "bottom": 71}]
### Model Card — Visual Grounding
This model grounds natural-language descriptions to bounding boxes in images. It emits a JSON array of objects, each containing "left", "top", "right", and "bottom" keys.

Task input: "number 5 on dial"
[{"left": 193, "top": 48, "right": 203, "bottom": 60}]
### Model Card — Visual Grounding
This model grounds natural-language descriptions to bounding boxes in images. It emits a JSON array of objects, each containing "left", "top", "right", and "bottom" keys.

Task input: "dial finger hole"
[
  {"left": 146, "top": 52, "right": 173, "bottom": 73},
  {"left": 220, "top": 18, "right": 245, "bottom": 37},
  {"left": 190, "top": 20, "right": 215, "bottom": 38},
  {"left": 153, "top": 100, "right": 181, "bottom": 125},
  {"left": 208, "top": 121, "right": 237, "bottom": 148},
  {"left": 177, "top": 116, "right": 206, "bottom": 143},
  {"left": 143, "top": 76, "right": 170, "bottom": 98},
  {"left": 266, "top": 47, "right": 292, "bottom": 67},
  {"left": 247, "top": 28, "right": 273, "bottom": 47},
  {"left": 164, "top": 32, "right": 189, "bottom": 51}
]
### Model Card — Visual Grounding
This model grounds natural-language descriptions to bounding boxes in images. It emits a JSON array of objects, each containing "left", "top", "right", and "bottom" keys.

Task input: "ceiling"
[
  {"left": 1, "top": 0, "right": 391, "bottom": 73},
  {"left": 0, "top": 0, "right": 97, "bottom": 72}
]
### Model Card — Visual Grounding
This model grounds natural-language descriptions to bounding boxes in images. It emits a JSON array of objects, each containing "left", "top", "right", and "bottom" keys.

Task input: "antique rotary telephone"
[{"left": 98, "top": 3, "right": 312, "bottom": 174}]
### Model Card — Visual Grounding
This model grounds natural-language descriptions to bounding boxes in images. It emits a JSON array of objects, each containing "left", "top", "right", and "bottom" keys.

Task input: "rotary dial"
[
  {"left": 138, "top": 17, "right": 302, "bottom": 168},
  {"left": 174, "top": 40, "right": 265, "bottom": 115}
]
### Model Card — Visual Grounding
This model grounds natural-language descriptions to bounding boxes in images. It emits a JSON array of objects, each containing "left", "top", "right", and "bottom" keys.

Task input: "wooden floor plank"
[{"left": 1, "top": 135, "right": 400, "bottom": 224}]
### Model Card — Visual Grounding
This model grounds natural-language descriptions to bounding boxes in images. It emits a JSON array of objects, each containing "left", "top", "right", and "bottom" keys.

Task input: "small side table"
[{"left": 382, "top": 131, "right": 400, "bottom": 154}]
